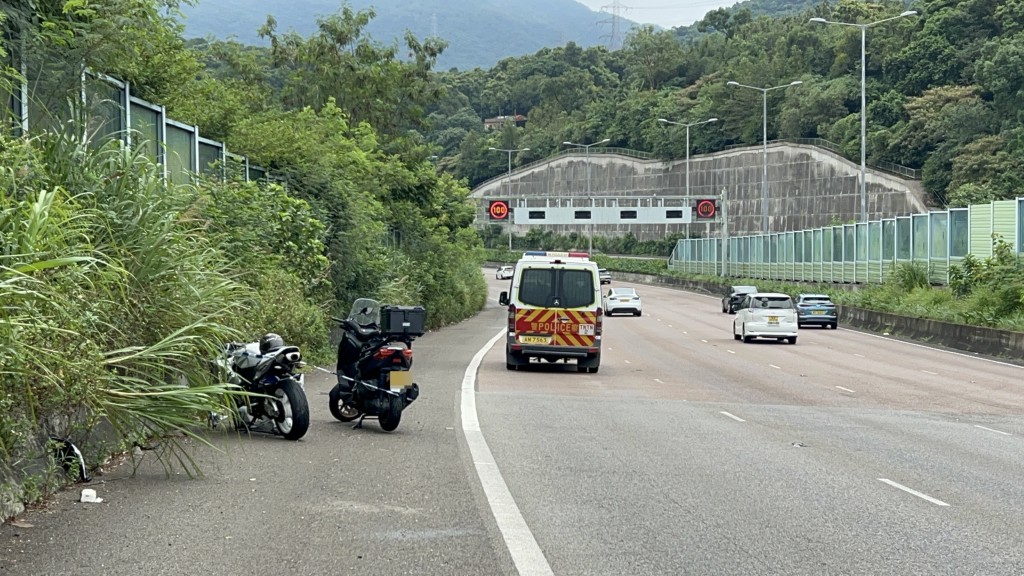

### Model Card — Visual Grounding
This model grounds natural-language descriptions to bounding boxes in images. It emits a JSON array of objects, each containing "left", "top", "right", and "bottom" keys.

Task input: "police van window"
[
  {"left": 559, "top": 269, "right": 594, "bottom": 308},
  {"left": 519, "top": 269, "right": 555, "bottom": 307},
  {"left": 518, "top": 268, "right": 595, "bottom": 308}
]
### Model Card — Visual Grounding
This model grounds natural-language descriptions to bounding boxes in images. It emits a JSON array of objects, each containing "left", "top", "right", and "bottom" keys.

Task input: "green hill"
[{"left": 176, "top": 0, "right": 641, "bottom": 71}]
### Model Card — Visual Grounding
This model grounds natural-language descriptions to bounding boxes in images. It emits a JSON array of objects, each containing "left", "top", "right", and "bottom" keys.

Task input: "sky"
[{"left": 574, "top": 0, "right": 741, "bottom": 29}]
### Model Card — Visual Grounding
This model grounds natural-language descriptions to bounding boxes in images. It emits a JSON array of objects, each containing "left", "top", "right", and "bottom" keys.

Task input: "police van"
[{"left": 498, "top": 251, "right": 603, "bottom": 373}]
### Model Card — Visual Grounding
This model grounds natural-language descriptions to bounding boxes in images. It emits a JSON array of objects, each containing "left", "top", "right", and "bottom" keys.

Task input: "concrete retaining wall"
[{"left": 473, "top": 143, "right": 931, "bottom": 240}]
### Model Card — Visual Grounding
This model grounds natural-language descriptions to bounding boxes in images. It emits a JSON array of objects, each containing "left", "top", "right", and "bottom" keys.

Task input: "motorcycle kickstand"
[{"left": 353, "top": 414, "right": 367, "bottom": 430}]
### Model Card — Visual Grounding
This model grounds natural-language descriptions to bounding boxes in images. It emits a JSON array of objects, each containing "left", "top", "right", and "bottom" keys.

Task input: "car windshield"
[
  {"left": 750, "top": 296, "right": 794, "bottom": 310},
  {"left": 519, "top": 268, "right": 595, "bottom": 308}
]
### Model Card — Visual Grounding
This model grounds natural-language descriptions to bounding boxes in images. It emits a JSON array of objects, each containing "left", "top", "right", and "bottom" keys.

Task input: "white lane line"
[
  {"left": 922, "top": 370, "right": 938, "bottom": 375},
  {"left": 668, "top": 325, "right": 673, "bottom": 328},
  {"left": 701, "top": 339, "right": 708, "bottom": 343},
  {"left": 683, "top": 331, "right": 688, "bottom": 335},
  {"left": 657, "top": 318, "right": 663, "bottom": 322},
  {"left": 836, "top": 386, "right": 856, "bottom": 393},
  {"left": 462, "top": 330, "right": 554, "bottom": 576},
  {"left": 625, "top": 359, "right": 632, "bottom": 364},
  {"left": 727, "top": 350, "right": 735, "bottom": 354},
  {"left": 720, "top": 411, "right": 746, "bottom": 422},
  {"left": 654, "top": 378, "right": 664, "bottom": 384},
  {"left": 878, "top": 479, "right": 950, "bottom": 507},
  {"left": 854, "top": 353, "right": 865, "bottom": 358},
  {"left": 974, "top": 425, "right": 1011, "bottom": 436},
  {"left": 769, "top": 364, "right": 781, "bottom": 370}
]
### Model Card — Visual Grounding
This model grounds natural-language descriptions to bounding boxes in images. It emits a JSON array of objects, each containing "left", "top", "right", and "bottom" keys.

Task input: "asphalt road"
[{"left": 4, "top": 272, "right": 1024, "bottom": 575}]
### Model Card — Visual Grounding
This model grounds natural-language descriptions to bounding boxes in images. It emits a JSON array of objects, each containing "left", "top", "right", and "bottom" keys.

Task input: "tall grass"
[{"left": 1, "top": 130, "right": 253, "bottom": 490}]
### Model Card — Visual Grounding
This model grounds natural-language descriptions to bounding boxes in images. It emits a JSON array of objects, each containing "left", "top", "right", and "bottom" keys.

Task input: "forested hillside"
[
  {"left": 427, "top": 0, "right": 1023, "bottom": 208},
  {"left": 177, "top": 0, "right": 634, "bottom": 71}
]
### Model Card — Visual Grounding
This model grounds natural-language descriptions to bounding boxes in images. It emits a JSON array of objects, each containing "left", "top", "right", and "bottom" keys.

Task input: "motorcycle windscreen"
[
  {"left": 388, "top": 370, "right": 413, "bottom": 389},
  {"left": 348, "top": 297, "right": 381, "bottom": 327}
]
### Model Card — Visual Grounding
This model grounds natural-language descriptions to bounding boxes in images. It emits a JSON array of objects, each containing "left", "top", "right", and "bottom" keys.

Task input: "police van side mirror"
[{"left": 499, "top": 291, "right": 509, "bottom": 306}]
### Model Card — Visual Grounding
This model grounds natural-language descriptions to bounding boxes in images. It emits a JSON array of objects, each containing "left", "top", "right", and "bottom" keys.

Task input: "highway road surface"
[{"left": 3, "top": 271, "right": 1023, "bottom": 575}]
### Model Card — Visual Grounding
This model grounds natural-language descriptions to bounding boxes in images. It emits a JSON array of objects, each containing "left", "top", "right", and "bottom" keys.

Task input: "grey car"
[
  {"left": 796, "top": 293, "right": 838, "bottom": 329},
  {"left": 722, "top": 285, "right": 758, "bottom": 314}
]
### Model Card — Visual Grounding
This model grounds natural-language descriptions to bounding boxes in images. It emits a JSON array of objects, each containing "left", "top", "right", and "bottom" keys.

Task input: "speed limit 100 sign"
[
  {"left": 695, "top": 199, "right": 718, "bottom": 220},
  {"left": 489, "top": 200, "right": 510, "bottom": 220}
]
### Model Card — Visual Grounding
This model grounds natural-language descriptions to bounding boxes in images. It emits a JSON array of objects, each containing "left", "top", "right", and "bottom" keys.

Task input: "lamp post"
[
  {"left": 810, "top": 10, "right": 918, "bottom": 223},
  {"left": 658, "top": 117, "right": 718, "bottom": 237},
  {"left": 562, "top": 138, "right": 610, "bottom": 255},
  {"left": 488, "top": 146, "right": 530, "bottom": 250},
  {"left": 726, "top": 80, "right": 802, "bottom": 234}
]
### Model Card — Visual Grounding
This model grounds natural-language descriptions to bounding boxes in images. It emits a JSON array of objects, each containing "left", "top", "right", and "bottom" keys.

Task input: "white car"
[
  {"left": 733, "top": 292, "right": 798, "bottom": 344},
  {"left": 602, "top": 286, "right": 642, "bottom": 316},
  {"left": 496, "top": 265, "right": 514, "bottom": 280}
]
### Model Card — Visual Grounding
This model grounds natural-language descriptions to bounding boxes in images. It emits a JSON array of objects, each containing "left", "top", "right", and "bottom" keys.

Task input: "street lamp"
[
  {"left": 488, "top": 146, "right": 530, "bottom": 250},
  {"left": 810, "top": 10, "right": 918, "bottom": 223},
  {"left": 658, "top": 117, "right": 718, "bottom": 236},
  {"left": 562, "top": 138, "right": 610, "bottom": 254},
  {"left": 726, "top": 80, "right": 803, "bottom": 234}
]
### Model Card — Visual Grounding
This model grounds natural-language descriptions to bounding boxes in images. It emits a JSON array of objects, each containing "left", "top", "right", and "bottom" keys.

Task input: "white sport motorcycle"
[{"left": 213, "top": 333, "right": 310, "bottom": 441}]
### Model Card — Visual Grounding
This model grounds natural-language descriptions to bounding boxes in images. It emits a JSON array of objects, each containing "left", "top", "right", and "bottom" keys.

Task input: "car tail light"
[
  {"left": 596, "top": 307, "right": 603, "bottom": 336},
  {"left": 507, "top": 304, "right": 516, "bottom": 333}
]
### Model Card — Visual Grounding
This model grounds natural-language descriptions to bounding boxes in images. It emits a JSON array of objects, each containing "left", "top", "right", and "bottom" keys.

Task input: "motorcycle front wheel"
[
  {"left": 273, "top": 379, "right": 310, "bottom": 440},
  {"left": 328, "top": 384, "right": 361, "bottom": 422}
]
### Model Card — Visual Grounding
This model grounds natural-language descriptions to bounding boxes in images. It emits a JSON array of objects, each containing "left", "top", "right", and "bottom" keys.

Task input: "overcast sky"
[{"left": 574, "top": 0, "right": 740, "bottom": 29}]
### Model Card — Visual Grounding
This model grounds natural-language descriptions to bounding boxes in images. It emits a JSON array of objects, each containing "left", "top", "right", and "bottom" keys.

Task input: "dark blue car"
[{"left": 796, "top": 293, "right": 838, "bottom": 329}]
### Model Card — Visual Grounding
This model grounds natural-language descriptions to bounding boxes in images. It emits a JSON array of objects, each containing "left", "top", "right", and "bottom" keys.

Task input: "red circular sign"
[
  {"left": 489, "top": 200, "right": 510, "bottom": 220},
  {"left": 695, "top": 199, "right": 717, "bottom": 219}
]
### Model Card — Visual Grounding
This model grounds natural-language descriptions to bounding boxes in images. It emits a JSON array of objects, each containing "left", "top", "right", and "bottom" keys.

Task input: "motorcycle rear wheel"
[
  {"left": 273, "top": 379, "right": 310, "bottom": 440},
  {"left": 328, "top": 384, "right": 361, "bottom": 422},
  {"left": 378, "top": 396, "right": 403, "bottom": 432}
]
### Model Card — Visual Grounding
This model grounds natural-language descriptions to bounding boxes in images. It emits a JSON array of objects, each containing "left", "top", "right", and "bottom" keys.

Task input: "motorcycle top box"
[{"left": 380, "top": 305, "right": 426, "bottom": 337}]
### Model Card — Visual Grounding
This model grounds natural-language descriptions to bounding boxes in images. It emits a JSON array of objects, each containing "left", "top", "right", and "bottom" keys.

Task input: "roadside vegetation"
[{"left": 1, "top": 0, "right": 485, "bottom": 512}]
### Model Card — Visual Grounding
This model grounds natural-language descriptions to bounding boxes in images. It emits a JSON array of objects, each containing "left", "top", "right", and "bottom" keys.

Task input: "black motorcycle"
[
  {"left": 328, "top": 298, "right": 423, "bottom": 432},
  {"left": 213, "top": 333, "right": 310, "bottom": 441}
]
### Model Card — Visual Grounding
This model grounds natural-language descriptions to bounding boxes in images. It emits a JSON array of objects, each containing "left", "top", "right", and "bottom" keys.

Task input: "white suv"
[
  {"left": 496, "top": 265, "right": 514, "bottom": 280},
  {"left": 733, "top": 293, "right": 798, "bottom": 344}
]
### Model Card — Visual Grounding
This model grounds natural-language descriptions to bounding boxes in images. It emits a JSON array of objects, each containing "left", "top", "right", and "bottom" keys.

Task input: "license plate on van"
[
  {"left": 578, "top": 324, "right": 595, "bottom": 336},
  {"left": 767, "top": 316, "right": 779, "bottom": 325},
  {"left": 521, "top": 335, "right": 551, "bottom": 345}
]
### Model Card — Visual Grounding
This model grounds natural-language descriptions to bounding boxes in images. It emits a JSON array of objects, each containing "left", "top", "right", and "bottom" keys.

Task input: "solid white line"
[
  {"left": 878, "top": 479, "right": 950, "bottom": 507},
  {"left": 462, "top": 330, "right": 554, "bottom": 575},
  {"left": 922, "top": 370, "right": 938, "bottom": 375},
  {"left": 836, "top": 386, "right": 856, "bottom": 393},
  {"left": 974, "top": 425, "right": 1011, "bottom": 436},
  {"left": 720, "top": 411, "right": 746, "bottom": 422},
  {"left": 769, "top": 364, "right": 781, "bottom": 370}
]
